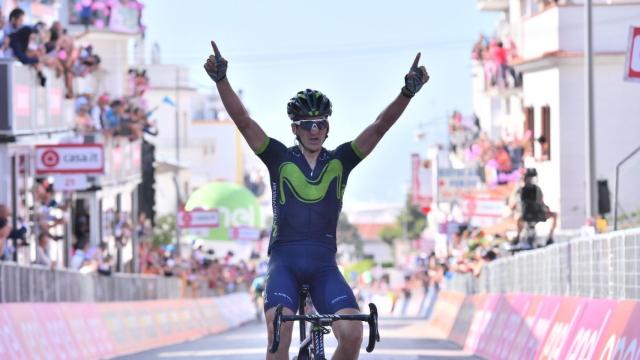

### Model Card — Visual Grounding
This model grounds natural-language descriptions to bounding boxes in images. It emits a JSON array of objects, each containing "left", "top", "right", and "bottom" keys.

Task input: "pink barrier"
[
  {"left": 0, "top": 293, "right": 256, "bottom": 360},
  {"left": 594, "top": 301, "right": 640, "bottom": 359},
  {"left": 430, "top": 291, "right": 640, "bottom": 360}
]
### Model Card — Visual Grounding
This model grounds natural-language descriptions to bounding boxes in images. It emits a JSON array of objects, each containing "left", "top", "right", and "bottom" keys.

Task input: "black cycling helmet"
[
  {"left": 524, "top": 168, "right": 538, "bottom": 179},
  {"left": 287, "top": 89, "right": 332, "bottom": 120}
]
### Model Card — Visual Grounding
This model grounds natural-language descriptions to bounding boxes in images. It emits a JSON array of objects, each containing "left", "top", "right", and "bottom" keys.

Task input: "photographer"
[{"left": 511, "top": 168, "right": 558, "bottom": 245}]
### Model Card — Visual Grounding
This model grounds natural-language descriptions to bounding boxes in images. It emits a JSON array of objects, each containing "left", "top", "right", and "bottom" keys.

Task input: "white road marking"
[{"left": 157, "top": 347, "right": 473, "bottom": 358}]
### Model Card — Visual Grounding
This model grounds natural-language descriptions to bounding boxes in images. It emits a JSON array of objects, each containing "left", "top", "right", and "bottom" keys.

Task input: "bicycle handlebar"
[{"left": 269, "top": 303, "right": 380, "bottom": 354}]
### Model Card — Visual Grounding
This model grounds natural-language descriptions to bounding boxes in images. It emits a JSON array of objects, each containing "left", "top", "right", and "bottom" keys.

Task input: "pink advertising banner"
[
  {"left": 594, "top": 301, "right": 640, "bottom": 359},
  {"left": 537, "top": 297, "right": 588, "bottom": 360},
  {"left": 558, "top": 299, "right": 617, "bottom": 360},
  {"left": 465, "top": 293, "right": 501, "bottom": 353}
]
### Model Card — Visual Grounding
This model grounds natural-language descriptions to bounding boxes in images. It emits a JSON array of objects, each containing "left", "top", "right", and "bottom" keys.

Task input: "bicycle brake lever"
[{"left": 269, "top": 304, "right": 284, "bottom": 353}]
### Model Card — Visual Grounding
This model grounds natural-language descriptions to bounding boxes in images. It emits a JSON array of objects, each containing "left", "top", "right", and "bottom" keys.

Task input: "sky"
[{"left": 144, "top": 0, "right": 501, "bottom": 205}]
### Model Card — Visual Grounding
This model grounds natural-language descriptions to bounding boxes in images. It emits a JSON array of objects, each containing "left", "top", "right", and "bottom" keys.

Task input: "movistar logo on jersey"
[{"left": 278, "top": 159, "right": 345, "bottom": 204}]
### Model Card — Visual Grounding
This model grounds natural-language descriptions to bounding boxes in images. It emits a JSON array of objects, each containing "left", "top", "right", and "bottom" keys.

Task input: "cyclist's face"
[{"left": 292, "top": 117, "right": 329, "bottom": 152}]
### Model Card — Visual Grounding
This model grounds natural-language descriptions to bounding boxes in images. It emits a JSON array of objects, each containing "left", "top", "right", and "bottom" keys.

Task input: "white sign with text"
[{"left": 35, "top": 144, "right": 104, "bottom": 174}]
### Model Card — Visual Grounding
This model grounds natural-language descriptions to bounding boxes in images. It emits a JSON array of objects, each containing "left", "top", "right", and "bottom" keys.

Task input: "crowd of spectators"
[
  {"left": 139, "top": 242, "right": 263, "bottom": 298},
  {"left": 448, "top": 111, "right": 533, "bottom": 187},
  {"left": 1, "top": 7, "right": 101, "bottom": 97},
  {"left": 70, "top": 64, "right": 158, "bottom": 140},
  {"left": 471, "top": 34, "right": 521, "bottom": 90}
]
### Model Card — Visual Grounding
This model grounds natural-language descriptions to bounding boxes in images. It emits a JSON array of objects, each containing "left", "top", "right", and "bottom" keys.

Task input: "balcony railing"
[{"left": 0, "top": 61, "right": 75, "bottom": 138}]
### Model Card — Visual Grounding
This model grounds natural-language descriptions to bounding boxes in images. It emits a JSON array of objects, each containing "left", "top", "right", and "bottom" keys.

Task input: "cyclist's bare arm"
[
  {"left": 204, "top": 40, "right": 267, "bottom": 152},
  {"left": 354, "top": 53, "right": 429, "bottom": 156}
]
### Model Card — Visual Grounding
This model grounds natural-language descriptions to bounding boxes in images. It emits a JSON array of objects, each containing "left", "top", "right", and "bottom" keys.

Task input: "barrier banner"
[
  {"left": 196, "top": 298, "right": 230, "bottom": 334},
  {"left": 508, "top": 295, "right": 544, "bottom": 359},
  {"left": 60, "top": 303, "right": 115, "bottom": 359},
  {"left": 214, "top": 293, "right": 256, "bottom": 328},
  {"left": 430, "top": 291, "right": 465, "bottom": 336},
  {"left": 593, "top": 300, "right": 640, "bottom": 359},
  {"left": 491, "top": 294, "right": 534, "bottom": 359},
  {"left": 465, "top": 294, "right": 500, "bottom": 353},
  {"left": 476, "top": 294, "right": 510, "bottom": 357},
  {"left": 537, "top": 297, "right": 588, "bottom": 360},
  {"left": 4, "top": 304, "right": 58, "bottom": 359},
  {"left": 449, "top": 294, "right": 485, "bottom": 345},
  {"left": 560, "top": 299, "right": 616, "bottom": 360},
  {"left": 433, "top": 292, "right": 640, "bottom": 359},
  {"left": 0, "top": 293, "right": 255, "bottom": 360},
  {"left": 34, "top": 304, "right": 82, "bottom": 359},
  {"left": 522, "top": 296, "right": 564, "bottom": 360},
  {"left": 0, "top": 306, "right": 29, "bottom": 359}
]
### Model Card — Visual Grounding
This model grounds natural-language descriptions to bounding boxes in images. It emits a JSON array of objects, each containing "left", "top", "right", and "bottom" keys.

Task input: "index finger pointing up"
[
  {"left": 211, "top": 40, "right": 221, "bottom": 57},
  {"left": 411, "top": 52, "right": 421, "bottom": 70}
]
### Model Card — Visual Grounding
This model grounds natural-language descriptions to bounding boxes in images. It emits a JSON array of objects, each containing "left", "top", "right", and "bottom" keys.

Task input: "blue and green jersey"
[{"left": 255, "top": 137, "right": 366, "bottom": 254}]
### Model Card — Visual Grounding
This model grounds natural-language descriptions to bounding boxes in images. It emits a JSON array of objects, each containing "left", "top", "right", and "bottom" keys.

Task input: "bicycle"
[{"left": 269, "top": 285, "right": 380, "bottom": 360}]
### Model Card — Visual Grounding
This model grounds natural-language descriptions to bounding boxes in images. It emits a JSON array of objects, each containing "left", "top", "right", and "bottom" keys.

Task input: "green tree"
[
  {"left": 399, "top": 193, "right": 427, "bottom": 241},
  {"left": 379, "top": 224, "right": 401, "bottom": 247},
  {"left": 337, "top": 212, "right": 363, "bottom": 258},
  {"left": 152, "top": 214, "right": 176, "bottom": 248}
]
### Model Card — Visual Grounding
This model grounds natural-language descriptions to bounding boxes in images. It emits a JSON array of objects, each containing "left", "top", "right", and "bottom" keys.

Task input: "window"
[
  {"left": 540, "top": 105, "right": 551, "bottom": 160},
  {"left": 524, "top": 106, "right": 535, "bottom": 156}
]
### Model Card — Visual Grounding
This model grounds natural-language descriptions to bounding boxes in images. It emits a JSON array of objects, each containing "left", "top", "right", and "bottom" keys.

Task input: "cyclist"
[
  {"left": 511, "top": 168, "right": 558, "bottom": 246},
  {"left": 204, "top": 40, "right": 429, "bottom": 360},
  {"left": 251, "top": 267, "right": 267, "bottom": 321}
]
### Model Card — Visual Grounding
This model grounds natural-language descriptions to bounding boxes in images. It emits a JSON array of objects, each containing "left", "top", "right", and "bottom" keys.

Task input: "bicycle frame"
[{"left": 269, "top": 285, "right": 380, "bottom": 359}]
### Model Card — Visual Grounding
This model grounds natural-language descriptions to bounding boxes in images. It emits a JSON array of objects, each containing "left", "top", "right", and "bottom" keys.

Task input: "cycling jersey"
[{"left": 255, "top": 137, "right": 365, "bottom": 254}]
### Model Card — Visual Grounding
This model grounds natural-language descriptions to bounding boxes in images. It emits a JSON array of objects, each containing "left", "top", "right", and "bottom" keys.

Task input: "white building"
[{"left": 474, "top": 0, "right": 640, "bottom": 229}]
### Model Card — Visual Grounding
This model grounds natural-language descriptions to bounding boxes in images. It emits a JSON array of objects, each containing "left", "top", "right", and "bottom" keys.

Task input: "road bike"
[{"left": 269, "top": 285, "right": 380, "bottom": 360}]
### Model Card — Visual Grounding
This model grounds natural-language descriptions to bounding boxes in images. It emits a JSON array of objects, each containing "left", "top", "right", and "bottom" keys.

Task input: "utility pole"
[
  {"left": 174, "top": 66, "right": 181, "bottom": 256},
  {"left": 584, "top": 0, "right": 597, "bottom": 220}
]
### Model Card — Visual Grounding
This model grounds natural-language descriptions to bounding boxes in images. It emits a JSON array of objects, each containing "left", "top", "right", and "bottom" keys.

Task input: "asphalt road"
[{"left": 116, "top": 317, "right": 481, "bottom": 360}]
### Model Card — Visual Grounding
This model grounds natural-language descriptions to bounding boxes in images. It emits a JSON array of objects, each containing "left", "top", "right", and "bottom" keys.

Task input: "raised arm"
[
  {"left": 204, "top": 40, "right": 267, "bottom": 151},
  {"left": 354, "top": 53, "right": 429, "bottom": 157}
]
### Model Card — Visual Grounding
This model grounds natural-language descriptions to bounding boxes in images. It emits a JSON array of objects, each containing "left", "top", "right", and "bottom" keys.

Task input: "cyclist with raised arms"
[{"left": 204, "top": 40, "right": 429, "bottom": 360}]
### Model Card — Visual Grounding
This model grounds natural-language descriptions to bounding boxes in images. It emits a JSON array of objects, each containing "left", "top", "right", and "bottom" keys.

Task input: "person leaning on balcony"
[{"left": 5, "top": 8, "right": 47, "bottom": 87}]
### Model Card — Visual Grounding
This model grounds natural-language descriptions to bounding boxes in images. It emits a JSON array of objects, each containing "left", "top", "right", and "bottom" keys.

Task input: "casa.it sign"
[
  {"left": 35, "top": 144, "right": 104, "bottom": 175},
  {"left": 177, "top": 210, "right": 219, "bottom": 229},
  {"left": 625, "top": 26, "right": 640, "bottom": 82}
]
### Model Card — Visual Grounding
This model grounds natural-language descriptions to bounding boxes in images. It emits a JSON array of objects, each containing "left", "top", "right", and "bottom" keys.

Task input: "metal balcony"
[{"left": 0, "top": 61, "right": 75, "bottom": 140}]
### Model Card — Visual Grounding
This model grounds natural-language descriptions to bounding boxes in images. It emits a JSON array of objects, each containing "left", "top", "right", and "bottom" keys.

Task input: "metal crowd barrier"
[
  {"left": 445, "top": 228, "right": 640, "bottom": 300},
  {"left": 0, "top": 262, "right": 182, "bottom": 303}
]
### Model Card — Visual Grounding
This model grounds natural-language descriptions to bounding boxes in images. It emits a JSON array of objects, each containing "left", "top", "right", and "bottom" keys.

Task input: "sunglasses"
[{"left": 292, "top": 119, "right": 329, "bottom": 131}]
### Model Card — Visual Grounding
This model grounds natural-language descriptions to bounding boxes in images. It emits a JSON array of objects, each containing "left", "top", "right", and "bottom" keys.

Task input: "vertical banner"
[
  {"left": 411, "top": 153, "right": 433, "bottom": 208},
  {"left": 624, "top": 26, "right": 640, "bottom": 82}
]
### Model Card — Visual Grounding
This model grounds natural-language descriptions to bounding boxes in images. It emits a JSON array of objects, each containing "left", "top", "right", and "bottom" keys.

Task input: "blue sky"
[{"left": 144, "top": 0, "right": 500, "bottom": 204}]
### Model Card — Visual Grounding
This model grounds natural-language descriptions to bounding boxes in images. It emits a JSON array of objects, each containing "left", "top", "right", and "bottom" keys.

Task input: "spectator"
[
  {"left": 34, "top": 232, "right": 55, "bottom": 269},
  {"left": 511, "top": 168, "right": 558, "bottom": 244},
  {"left": 62, "top": 45, "right": 101, "bottom": 98},
  {"left": 104, "top": 100, "right": 125, "bottom": 134},
  {"left": 0, "top": 216, "right": 10, "bottom": 261},
  {"left": 5, "top": 8, "right": 48, "bottom": 86},
  {"left": 70, "top": 240, "right": 90, "bottom": 270},
  {"left": 91, "top": 93, "right": 110, "bottom": 131},
  {"left": 0, "top": 10, "right": 11, "bottom": 58},
  {"left": 97, "top": 253, "right": 114, "bottom": 276},
  {"left": 73, "top": 204, "right": 90, "bottom": 251}
]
